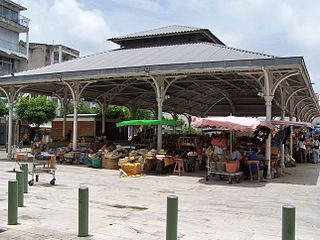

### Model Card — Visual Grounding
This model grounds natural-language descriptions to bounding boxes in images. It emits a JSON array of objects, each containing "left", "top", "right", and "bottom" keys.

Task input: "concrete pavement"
[{"left": 0, "top": 159, "right": 319, "bottom": 239}]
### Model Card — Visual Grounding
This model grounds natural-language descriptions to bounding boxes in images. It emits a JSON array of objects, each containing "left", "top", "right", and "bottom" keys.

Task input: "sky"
[{"left": 18, "top": 0, "right": 320, "bottom": 94}]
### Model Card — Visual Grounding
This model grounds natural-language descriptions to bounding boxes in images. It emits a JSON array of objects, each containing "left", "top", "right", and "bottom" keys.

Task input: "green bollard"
[
  {"left": 20, "top": 163, "right": 28, "bottom": 193},
  {"left": 8, "top": 179, "right": 18, "bottom": 225},
  {"left": 16, "top": 170, "right": 24, "bottom": 207},
  {"left": 166, "top": 195, "right": 178, "bottom": 240},
  {"left": 78, "top": 186, "right": 89, "bottom": 237},
  {"left": 282, "top": 205, "right": 295, "bottom": 240}
]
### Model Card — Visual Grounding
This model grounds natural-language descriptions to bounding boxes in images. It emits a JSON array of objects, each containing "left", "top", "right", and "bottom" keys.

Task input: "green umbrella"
[{"left": 116, "top": 120, "right": 176, "bottom": 127}]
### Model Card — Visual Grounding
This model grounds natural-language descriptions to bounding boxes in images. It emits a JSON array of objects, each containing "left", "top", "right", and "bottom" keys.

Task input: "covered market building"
[{"left": 0, "top": 25, "right": 319, "bottom": 177}]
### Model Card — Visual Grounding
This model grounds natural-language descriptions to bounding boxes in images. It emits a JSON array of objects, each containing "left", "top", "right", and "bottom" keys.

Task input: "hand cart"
[
  {"left": 28, "top": 154, "right": 57, "bottom": 186},
  {"left": 206, "top": 170, "right": 243, "bottom": 184},
  {"left": 11, "top": 145, "right": 30, "bottom": 172},
  {"left": 205, "top": 155, "right": 242, "bottom": 184}
]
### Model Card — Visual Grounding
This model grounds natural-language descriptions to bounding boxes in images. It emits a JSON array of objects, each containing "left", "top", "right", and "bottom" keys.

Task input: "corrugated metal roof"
[
  {"left": 109, "top": 25, "right": 203, "bottom": 40},
  {"left": 5, "top": 42, "right": 275, "bottom": 78}
]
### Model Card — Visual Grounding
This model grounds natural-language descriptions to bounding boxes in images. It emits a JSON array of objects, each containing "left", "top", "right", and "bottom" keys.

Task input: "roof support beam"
[
  {"left": 305, "top": 109, "right": 317, "bottom": 122},
  {"left": 299, "top": 103, "right": 314, "bottom": 121},
  {"left": 271, "top": 71, "right": 300, "bottom": 95},
  {"left": 0, "top": 85, "right": 26, "bottom": 159},
  {"left": 62, "top": 81, "right": 93, "bottom": 150}
]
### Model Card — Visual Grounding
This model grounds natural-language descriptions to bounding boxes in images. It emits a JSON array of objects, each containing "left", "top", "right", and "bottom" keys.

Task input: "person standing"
[
  {"left": 66, "top": 129, "right": 72, "bottom": 142},
  {"left": 312, "top": 136, "right": 319, "bottom": 164},
  {"left": 298, "top": 134, "right": 306, "bottom": 163}
]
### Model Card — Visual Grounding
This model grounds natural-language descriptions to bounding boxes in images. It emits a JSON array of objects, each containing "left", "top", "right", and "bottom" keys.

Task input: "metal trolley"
[
  {"left": 11, "top": 145, "right": 30, "bottom": 172},
  {"left": 28, "top": 154, "right": 57, "bottom": 186},
  {"left": 205, "top": 156, "right": 243, "bottom": 184}
]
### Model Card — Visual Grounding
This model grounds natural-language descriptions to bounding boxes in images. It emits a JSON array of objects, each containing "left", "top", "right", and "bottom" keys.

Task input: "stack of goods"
[
  {"left": 90, "top": 150, "right": 103, "bottom": 168},
  {"left": 118, "top": 148, "right": 149, "bottom": 177},
  {"left": 120, "top": 162, "right": 142, "bottom": 177},
  {"left": 103, "top": 146, "right": 125, "bottom": 169}
]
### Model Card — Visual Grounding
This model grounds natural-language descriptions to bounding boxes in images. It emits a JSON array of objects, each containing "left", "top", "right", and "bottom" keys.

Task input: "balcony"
[
  {"left": 0, "top": 59, "right": 13, "bottom": 76},
  {"left": 0, "top": 37, "right": 27, "bottom": 56},
  {"left": 0, "top": 6, "right": 29, "bottom": 32}
]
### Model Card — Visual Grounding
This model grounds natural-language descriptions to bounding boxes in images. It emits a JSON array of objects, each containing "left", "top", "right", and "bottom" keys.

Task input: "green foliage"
[
  {"left": 176, "top": 118, "right": 185, "bottom": 127},
  {"left": 162, "top": 117, "right": 185, "bottom": 127},
  {"left": 106, "top": 105, "right": 130, "bottom": 120},
  {"left": 64, "top": 102, "right": 152, "bottom": 121},
  {"left": 16, "top": 97, "right": 56, "bottom": 127},
  {"left": 180, "top": 126, "right": 201, "bottom": 135},
  {"left": 136, "top": 109, "right": 154, "bottom": 120},
  {"left": 0, "top": 99, "right": 8, "bottom": 117},
  {"left": 65, "top": 101, "right": 100, "bottom": 115}
]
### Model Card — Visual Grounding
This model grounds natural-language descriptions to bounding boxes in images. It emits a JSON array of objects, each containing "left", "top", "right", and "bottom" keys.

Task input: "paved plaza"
[{"left": 0, "top": 158, "right": 319, "bottom": 240}]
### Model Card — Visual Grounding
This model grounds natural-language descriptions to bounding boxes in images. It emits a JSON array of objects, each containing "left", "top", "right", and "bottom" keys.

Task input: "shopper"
[
  {"left": 298, "top": 134, "right": 306, "bottom": 163},
  {"left": 312, "top": 136, "right": 319, "bottom": 164}
]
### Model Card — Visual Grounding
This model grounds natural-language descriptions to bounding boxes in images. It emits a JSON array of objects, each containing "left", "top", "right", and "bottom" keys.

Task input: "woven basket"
[{"left": 102, "top": 157, "right": 119, "bottom": 169}]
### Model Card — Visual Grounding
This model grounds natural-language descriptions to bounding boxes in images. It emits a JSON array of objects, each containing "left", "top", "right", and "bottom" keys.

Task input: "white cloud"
[
  {"left": 21, "top": 0, "right": 114, "bottom": 56},
  {"left": 17, "top": 0, "right": 320, "bottom": 92}
]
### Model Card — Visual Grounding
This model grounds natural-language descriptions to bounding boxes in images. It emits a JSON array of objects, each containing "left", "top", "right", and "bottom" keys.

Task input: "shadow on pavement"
[{"left": 271, "top": 163, "right": 320, "bottom": 186}]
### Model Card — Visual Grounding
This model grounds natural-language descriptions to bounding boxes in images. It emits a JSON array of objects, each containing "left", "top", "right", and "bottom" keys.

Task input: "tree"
[
  {"left": 180, "top": 126, "right": 201, "bottom": 135},
  {"left": 136, "top": 109, "right": 154, "bottom": 120},
  {"left": 163, "top": 117, "right": 185, "bottom": 127},
  {"left": 65, "top": 101, "right": 100, "bottom": 115},
  {"left": 0, "top": 99, "right": 8, "bottom": 117},
  {"left": 106, "top": 105, "right": 131, "bottom": 120},
  {"left": 16, "top": 97, "right": 57, "bottom": 127}
]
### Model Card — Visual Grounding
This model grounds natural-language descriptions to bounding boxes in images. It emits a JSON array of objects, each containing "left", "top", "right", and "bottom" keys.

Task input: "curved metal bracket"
[
  {"left": 293, "top": 97, "right": 309, "bottom": 112},
  {"left": 305, "top": 109, "right": 317, "bottom": 122},
  {"left": 271, "top": 71, "right": 300, "bottom": 95},
  {"left": 299, "top": 103, "right": 314, "bottom": 120},
  {"left": 285, "top": 87, "right": 307, "bottom": 108}
]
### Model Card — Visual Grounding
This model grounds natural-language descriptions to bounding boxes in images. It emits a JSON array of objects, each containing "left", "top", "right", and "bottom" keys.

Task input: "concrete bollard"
[
  {"left": 166, "top": 195, "right": 178, "bottom": 240},
  {"left": 20, "top": 163, "right": 28, "bottom": 193},
  {"left": 8, "top": 179, "right": 18, "bottom": 225},
  {"left": 16, "top": 170, "right": 24, "bottom": 207},
  {"left": 78, "top": 186, "right": 89, "bottom": 237},
  {"left": 282, "top": 205, "right": 295, "bottom": 240}
]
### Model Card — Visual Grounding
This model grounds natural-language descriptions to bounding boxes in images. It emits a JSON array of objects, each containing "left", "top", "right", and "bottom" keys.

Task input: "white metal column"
[
  {"left": 63, "top": 81, "right": 91, "bottom": 150},
  {"left": 62, "top": 98, "right": 68, "bottom": 138},
  {"left": 0, "top": 86, "right": 24, "bottom": 160},
  {"left": 156, "top": 97, "right": 164, "bottom": 151},
  {"left": 264, "top": 95, "right": 273, "bottom": 178},
  {"left": 72, "top": 99, "right": 79, "bottom": 150},
  {"left": 289, "top": 115, "right": 294, "bottom": 156},
  {"left": 280, "top": 108, "right": 285, "bottom": 168},
  {"left": 101, "top": 99, "right": 107, "bottom": 136},
  {"left": 7, "top": 102, "right": 13, "bottom": 159}
]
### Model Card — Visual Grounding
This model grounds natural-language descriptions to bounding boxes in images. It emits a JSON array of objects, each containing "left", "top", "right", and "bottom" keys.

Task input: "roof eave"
[{"left": 0, "top": 56, "right": 305, "bottom": 85}]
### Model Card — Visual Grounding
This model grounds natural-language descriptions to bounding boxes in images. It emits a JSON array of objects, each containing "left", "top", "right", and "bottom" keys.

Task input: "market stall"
[{"left": 191, "top": 116, "right": 273, "bottom": 183}]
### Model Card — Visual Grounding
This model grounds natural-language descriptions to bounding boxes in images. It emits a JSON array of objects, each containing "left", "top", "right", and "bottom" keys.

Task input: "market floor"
[{"left": 0, "top": 161, "right": 319, "bottom": 240}]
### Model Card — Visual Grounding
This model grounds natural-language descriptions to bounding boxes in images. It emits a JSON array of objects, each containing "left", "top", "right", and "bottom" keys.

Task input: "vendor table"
[{"left": 206, "top": 171, "right": 243, "bottom": 184}]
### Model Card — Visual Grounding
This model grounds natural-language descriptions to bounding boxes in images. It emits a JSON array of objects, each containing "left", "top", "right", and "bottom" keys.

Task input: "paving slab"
[{"left": 0, "top": 160, "right": 319, "bottom": 239}]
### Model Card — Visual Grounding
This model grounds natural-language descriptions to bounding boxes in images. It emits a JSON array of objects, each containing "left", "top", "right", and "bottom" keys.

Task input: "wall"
[
  {"left": 52, "top": 121, "right": 95, "bottom": 140},
  {"left": 0, "top": 26, "right": 19, "bottom": 52},
  {"left": 28, "top": 44, "right": 46, "bottom": 70}
]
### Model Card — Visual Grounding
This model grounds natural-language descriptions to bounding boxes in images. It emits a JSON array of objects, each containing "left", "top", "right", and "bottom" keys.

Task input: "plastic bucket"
[
  {"left": 92, "top": 157, "right": 102, "bottom": 168},
  {"left": 216, "top": 162, "right": 225, "bottom": 172},
  {"left": 225, "top": 161, "right": 239, "bottom": 173},
  {"left": 50, "top": 155, "right": 56, "bottom": 168}
]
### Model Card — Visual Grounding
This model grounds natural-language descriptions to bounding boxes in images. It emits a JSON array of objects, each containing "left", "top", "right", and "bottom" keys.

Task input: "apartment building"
[
  {"left": 0, "top": 0, "right": 29, "bottom": 75},
  {"left": 28, "top": 43, "right": 80, "bottom": 70}
]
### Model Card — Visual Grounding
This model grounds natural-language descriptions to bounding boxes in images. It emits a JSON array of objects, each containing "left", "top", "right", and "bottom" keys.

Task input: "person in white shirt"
[
  {"left": 298, "top": 135, "right": 306, "bottom": 163},
  {"left": 214, "top": 145, "right": 224, "bottom": 161}
]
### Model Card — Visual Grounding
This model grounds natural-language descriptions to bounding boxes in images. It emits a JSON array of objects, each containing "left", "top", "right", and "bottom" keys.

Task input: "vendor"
[
  {"left": 231, "top": 146, "right": 242, "bottom": 161},
  {"left": 213, "top": 145, "right": 224, "bottom": 160},
  {"left": 248, "top": 148, "right": 268, "bottom": 179}
]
